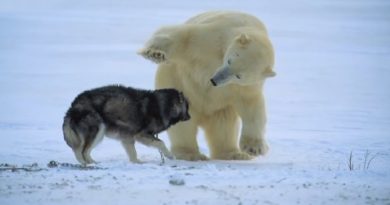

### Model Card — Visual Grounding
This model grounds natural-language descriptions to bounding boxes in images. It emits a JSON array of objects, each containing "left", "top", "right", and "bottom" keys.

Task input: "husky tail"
[{"left": 62, "top": 104, "right": 105, "bottom": 165}]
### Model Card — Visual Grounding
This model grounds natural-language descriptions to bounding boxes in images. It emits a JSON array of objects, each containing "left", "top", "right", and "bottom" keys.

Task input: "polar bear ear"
[
  {"left": 263, "top": 67, "right": 276, "bottom": 78},
  {"left": 237, "top": 33, "right": 251, "bottom": 46}
]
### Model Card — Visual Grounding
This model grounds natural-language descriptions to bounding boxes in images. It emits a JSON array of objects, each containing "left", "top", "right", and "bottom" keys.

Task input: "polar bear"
[{"left": 139, "top": 11, "right": 275, "bottom": 160}]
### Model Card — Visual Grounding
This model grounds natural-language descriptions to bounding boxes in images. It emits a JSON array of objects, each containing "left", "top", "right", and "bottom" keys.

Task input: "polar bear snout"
[
  {"left": 210, "top": 74, "right": 226, "bottom": 87},
  {"left": 210, "top": 67, "right": 235, "bottom": 87}
]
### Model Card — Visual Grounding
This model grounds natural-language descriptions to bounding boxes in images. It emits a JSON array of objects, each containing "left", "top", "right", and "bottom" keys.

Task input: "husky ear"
[
  {"left": 236, "top": 33, "right": 251, "bottom": 46},
  {"left": 178, "top": 92, "right": 184, "bottom": 104},
  {"left": 178, "top": 91, "right": 189, "bottom": 106},
  {"left": 263, "top": 67, "right": 276, "bottom": 78}
]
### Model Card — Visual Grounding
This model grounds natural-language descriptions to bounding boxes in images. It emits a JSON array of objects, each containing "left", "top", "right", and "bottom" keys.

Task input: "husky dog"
[{"left": 62, "top": 85, "right": 190, "bottom": 165}]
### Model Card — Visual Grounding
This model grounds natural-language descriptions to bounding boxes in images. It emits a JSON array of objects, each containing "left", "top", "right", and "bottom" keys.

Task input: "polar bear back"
[{"left": 185, "top": 11, "right": 267, "bottom": 34}]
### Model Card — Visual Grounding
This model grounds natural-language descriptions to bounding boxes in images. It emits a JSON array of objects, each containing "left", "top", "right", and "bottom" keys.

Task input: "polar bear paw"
[
  {"left": 171, "top": 148, "right": 209, "bottom": 161},
  {"left": 240, "top": 136, "right": 269, "bottom": 156},
  {"left": 138, "top": 48, "right": 167, "bottom": 64},
  {"left": 215, "top": 151, "right": 253, "bottom": 160}
]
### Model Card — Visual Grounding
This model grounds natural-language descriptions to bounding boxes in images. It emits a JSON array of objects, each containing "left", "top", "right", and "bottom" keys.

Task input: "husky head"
[
  {"left": 156, "top": 89, "right": 191, "bottom": 125},
  {"left": 175, "top": 91, "right": 191, "bottom": 121},
  {"left": 210, "top": 33, "right": 276, "bottom": 87}
]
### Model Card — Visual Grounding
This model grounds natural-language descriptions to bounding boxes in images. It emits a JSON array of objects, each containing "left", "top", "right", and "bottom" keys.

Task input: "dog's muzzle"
[
  {"left": 182, "top": 113, "right": 191, "bottom": 121},
  {"left": 210, "top": 78, "right": 217, "bottom": 86}
]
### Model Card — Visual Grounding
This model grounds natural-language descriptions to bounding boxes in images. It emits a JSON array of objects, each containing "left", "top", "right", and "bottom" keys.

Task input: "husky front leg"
[
  {"left": 135, "top": 134, "right": 174, "bottom": 160},
  {"left": 121, "top": 138, "right": 141, "bottom": 163}
]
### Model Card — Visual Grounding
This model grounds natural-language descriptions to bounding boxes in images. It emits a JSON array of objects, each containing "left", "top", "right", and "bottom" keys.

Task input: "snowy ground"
[{"left": 1, "top": 0, "right": 390, "bottom": 204}]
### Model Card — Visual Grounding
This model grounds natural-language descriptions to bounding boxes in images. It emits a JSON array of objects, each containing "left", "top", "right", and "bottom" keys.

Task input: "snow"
[{"left": 1, "top": 0, "right": 390, "bottom": 204}]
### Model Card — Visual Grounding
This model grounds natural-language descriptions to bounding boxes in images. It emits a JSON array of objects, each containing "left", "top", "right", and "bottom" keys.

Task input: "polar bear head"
[{"left": 210, "top": 33, "right": 275, "bottom": 87}]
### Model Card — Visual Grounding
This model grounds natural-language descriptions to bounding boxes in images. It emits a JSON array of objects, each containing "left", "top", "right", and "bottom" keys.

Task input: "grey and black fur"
[{"left": 62, "top": 85, "right": 190, "bottom": 165}]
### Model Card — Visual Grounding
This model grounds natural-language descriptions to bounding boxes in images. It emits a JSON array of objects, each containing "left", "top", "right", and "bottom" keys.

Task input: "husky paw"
[
  {"left": 160, "top": 150, "right": 175, "bottom": 160},
  {"left": 138, "top": 48, "right": 167, "bottom": 64},
  {"left": 165, "top": 152, "right": 175, "bottom": 160},
  {"left": 240, "top": 136, "right": 269, "bottom": 156}
]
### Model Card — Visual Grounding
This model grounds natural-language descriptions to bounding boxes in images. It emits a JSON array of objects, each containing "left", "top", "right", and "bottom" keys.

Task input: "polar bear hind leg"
[{"left": 138, "top": 34, "right": 173, "bottom": 64}]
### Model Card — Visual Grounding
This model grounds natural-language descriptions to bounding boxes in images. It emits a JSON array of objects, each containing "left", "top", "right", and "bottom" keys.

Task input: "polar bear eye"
[
  {"left": 235, "top": 74, "right": 241, "bottom": 79},
  {"left": 227, "top": 59, "right": 232, "bottom": 65}
]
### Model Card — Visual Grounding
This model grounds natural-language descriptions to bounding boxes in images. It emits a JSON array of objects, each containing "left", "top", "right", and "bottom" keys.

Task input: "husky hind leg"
[
  {"left": 121, "top": 137, "right": 142, "bottom": 163},
  {"left": 73, "top": 147, "right": 87, "bottom": 165},
  {"left": 63, "top": 109, "right": 104, "bottom": 165},
  {"left": 82, "top": 123, "right": 106, "bottom": 164},
  {"left": 63, "top": 120, "right": 87, "bottom": 165}
]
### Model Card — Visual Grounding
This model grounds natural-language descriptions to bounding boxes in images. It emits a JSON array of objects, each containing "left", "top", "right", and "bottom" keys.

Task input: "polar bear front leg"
[
  {"left": 202, "top": 108, "right": 252, "bottom": 160},
  {"left": 138, "top": 34, "right": 172, "bottom": 64},
  {"left": 238, "top": 95, "right": 269, "bottom": 156},
  {"left": 168, "top": 119, "right": 208, "bottom": 161}
]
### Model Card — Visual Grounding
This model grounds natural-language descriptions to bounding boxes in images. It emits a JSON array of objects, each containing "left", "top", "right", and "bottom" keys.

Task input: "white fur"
[{"left": 140, "top": 11, "right": 275, "bottom": 160}]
